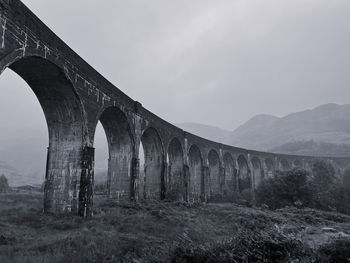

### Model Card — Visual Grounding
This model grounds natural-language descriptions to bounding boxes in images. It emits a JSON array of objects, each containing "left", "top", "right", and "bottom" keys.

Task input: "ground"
[{"left": 0, "top": 190, "right": 350, "bottom": 262}]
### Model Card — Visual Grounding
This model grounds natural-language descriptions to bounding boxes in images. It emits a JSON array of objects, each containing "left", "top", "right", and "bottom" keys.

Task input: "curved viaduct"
[{"left": 1, "top": 1, "right": 349, "bottom": 216}]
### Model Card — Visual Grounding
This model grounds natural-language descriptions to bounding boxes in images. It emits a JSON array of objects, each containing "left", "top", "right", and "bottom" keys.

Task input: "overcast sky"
[{"left": 1, "top": 0, "right": 350, "bottom": 131}]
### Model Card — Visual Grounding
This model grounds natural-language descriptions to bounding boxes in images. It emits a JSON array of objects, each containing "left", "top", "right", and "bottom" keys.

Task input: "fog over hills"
[
  {"left": 1, "top": 103, "right": 350, "bottom": 186},
  {"left": 228, "top": 103, "right": 350, "bottom": 154},
  {"left": 178, "top": 103, "right": 350, "bottom": 157},
  {"left": 174, "top": 122, "right": 231, "bottom": 143}
]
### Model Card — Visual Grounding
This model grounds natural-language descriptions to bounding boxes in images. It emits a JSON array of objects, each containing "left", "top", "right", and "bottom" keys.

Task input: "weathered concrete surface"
[{"left": 1, "top": 0, "right": 350, "bottom": 216}]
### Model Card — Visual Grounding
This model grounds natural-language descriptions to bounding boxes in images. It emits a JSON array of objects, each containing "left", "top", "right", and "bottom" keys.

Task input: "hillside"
[
  {"left": 178, "top": 103, "right": 350, "bottom": 156},
  {"left": 227, "top": 103, "right": 350, "bottom": 154},
  {"left": 175, "top": 122, "right": 231, "bottom": 143}
]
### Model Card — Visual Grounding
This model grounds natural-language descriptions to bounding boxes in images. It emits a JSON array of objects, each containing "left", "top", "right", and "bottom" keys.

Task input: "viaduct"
[{"left": 1, "top": 0, "right": 349, "bottom": 217}]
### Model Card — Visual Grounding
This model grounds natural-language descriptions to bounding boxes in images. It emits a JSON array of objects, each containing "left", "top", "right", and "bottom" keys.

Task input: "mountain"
[
  {"left": 227, "top": 103, "right": 350, "bottom": 156},
  {"left": 175, "top": 122, "right": 231, "bottom": 143},
  {"left": 176, "top": 103, "right": 350, "bottom": 157}
]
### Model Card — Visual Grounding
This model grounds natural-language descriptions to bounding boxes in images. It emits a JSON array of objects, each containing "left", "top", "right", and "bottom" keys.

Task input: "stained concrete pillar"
[
  {"left": 78, "top": 146, "right": 95, "bottom": 217},
  {"left": 130, "top": 156, "right": 140, "bottom": 201},
  {"left": 247, "top": 154, "right": 256, "bottom": 204},
  {"left": 44, "top": 145, "right": 94, "bottom": 216},
  {"left": 201, "top": 165, "right": 210, "bottom": 202},
  {"left": 183, "top": 164, "right": 190, "bottom": 201},
  {"left": 219, "top": 166, "right": 225, "bottom": 195},
  {"left": 166, "top": 138, "right": 184, "bottom": 200},
  {"left": 107, "top": 152, "right": 133, "bottom": 201},
  {"left": 160, "top": 155, "right": 167, "bottom": 200}
]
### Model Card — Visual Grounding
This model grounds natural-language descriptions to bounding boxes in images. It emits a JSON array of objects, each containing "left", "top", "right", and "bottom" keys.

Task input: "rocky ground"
[{"left": 0, "top": 190, "right": 349, "bottom": 262}]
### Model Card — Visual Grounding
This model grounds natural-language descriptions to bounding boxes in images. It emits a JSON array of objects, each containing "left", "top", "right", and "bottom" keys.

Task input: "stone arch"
[
  {"left": 208, "top": 149, "right": 221, "bottom": 198},
  {"left": 97, "top": 106, "right": 134, "bottom": 200},
  {"left": 265, "top": 158, "right": 274, "bottom": 177},
  {"left": 223, "top": 152, "right": 235, "bottom": 194},
  {"left": 251, "top": 157, "right": 262, "bottom": 188},
  {"left": 167, "top": 137, "right": 184, "bottom": 200},
  {"left": 139, "top": 127, "right": 164, "bottom": 200},
  {"left": 237, "top": 155, "right": 250, "bottom": 192},
  {"left": 188, "top": 144, "right": 203, "bottom": 201},
  {"left": 280, "top": 159, "right": 291, "bottom": 171},
  {"left": 4, "top": 56, "right": 87, "bottom": 215}
]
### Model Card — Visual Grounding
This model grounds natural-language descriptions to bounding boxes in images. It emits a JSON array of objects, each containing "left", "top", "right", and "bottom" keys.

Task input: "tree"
[
  {"left": 0, "top": 174, "right": 9, "bottom": 193},
  {"left": 311, "top": 161, "right": 337, "bottom": 210},
  {"left": 334, "top": 169, "right": 350, "bottom": 214},
  {"left": 312, "top": 161, "right": 336, "bottom": 188},
  {"left": 256, "top": 169, "right": 311, "bottom": 209}
]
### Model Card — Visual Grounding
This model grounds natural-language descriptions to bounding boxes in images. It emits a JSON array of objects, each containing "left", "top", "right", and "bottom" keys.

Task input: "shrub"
[
  {"left": 310, "top": 161, "right": 337, "bottom": 211},
  {"left": 316, "top": 237, "right": 350, "bottom": 263},
  {"left": 94, "top": 182, "right": 108, "bottom": 195},
  {"left": 256, "top": 169, "right": 311, "bottom": 209},
  {"left": 169, "top": 229, "right": 310, "bottom": 263},
  {"left": 0, "top": 174, "right": 9, "bottom": 193}
]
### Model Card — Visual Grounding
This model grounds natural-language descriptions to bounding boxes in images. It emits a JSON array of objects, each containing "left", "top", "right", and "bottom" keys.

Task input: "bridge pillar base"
[
  {"left": 201, "top": 166, "right": 210, "bottom": 202},
  {"left": 44, "top": 146, "right": 94, "bottom": 216},
  {"left": 130, "top": 157, "right": 140, "bottom": 201},
  {"left": 78, "top": 147, "right": 95, "bottom": 217}
]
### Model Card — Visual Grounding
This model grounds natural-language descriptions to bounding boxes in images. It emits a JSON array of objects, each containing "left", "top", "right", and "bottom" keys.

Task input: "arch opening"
[
  {"left": 93, "top": 121, "right": 109, "bottom": 196},
  {"left": 3, "top": 56, "right": 86, "bottom": 214},
  {"left": 97, "top": 106, "right": 134, "bottom": 200},
  {"left": 167, "top": 138, "right": 184, "bottom": 200},
  {"left": 139, "top": 127, "right": 164, "bottom": 200},
  {"left": 188, "top": 144, "right": 203, "bottom": 201}
]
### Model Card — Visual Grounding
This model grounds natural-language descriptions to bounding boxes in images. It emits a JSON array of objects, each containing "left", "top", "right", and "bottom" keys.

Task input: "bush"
[
  {"left": 256, "top": 161, "right": 350, "bottom": 215},
  {"left": 94, "top": 182, "right": 108, "bottom": 195},
  {"left": 169, "top": 229, "right": 310, "bottom": 263},
  {"left": 316, "top": 237, "right": 350, "bottom": 263},
  {"left": 310, "top": 161, "right": 337, "bottom": 211},
  {"left": 0, "top": 174, "right": 9, "bottom": 193},
  {"left": 256, "top": 169, "right": 311, "bottom": 209}
]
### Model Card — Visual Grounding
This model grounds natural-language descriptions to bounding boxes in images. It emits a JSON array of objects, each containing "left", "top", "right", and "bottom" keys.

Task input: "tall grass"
[{"left": 0, "top": 192, "right": 349, "bottom": 262}]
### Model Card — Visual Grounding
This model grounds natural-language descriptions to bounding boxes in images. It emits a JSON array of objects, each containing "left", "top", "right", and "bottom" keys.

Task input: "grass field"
[{"left": 0, "top": 191, "right": 350, "bottom": 262}]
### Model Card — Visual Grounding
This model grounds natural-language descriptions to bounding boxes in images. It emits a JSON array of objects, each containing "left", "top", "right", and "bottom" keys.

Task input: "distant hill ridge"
[{"left": 177, "top": 103, "right": 350, "bottom": 157}]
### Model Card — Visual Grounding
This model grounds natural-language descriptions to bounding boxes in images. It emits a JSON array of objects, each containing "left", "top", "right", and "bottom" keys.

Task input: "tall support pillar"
[
  {"left": 219, "top": 166, "right": 225, "bottom": 196},
  {"left": 130, "top": 155, "right": 140, "bottom": 201},
  {"left": 201, "top": 165, "right": 210, "bottom": 202},
  {"left": 183, "top": 164, "right": 190, "bottom": 201},
  {"left": 107, "top": 150, "right": 134, "bottom": 201},
  {"left": 79, "top": 146, "right": 95, "bottom": 217},
  {"left": 44, "top": 145, "right": 93, "bottom": 216},
  {"left": 247, "top": 154, "right": 256, "bottom": 205},
  {"left": 161, "top": 155, "right": 167, "bottom": 200},
  {"left": 235, "top": 159, "right": 240, "bottom": 192}
]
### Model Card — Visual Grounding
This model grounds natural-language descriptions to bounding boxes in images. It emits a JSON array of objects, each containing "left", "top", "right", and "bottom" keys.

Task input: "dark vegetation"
[
  {"left": 0, "top": 174, "right": 9, "bottom": 193},
  {"left": 271, "top": 140, "right": 350, "bottom": 157},
  {"left": 0, "top": 189, "right": 349, "bottom": 262},
  {"left": 256, "top": 161, "right": 350, "bottom": 215}
]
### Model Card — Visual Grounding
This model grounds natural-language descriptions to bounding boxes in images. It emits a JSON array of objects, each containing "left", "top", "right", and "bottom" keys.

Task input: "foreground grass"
[{"left": 0, "top": 191, "right": 350, "bottom": 262}]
